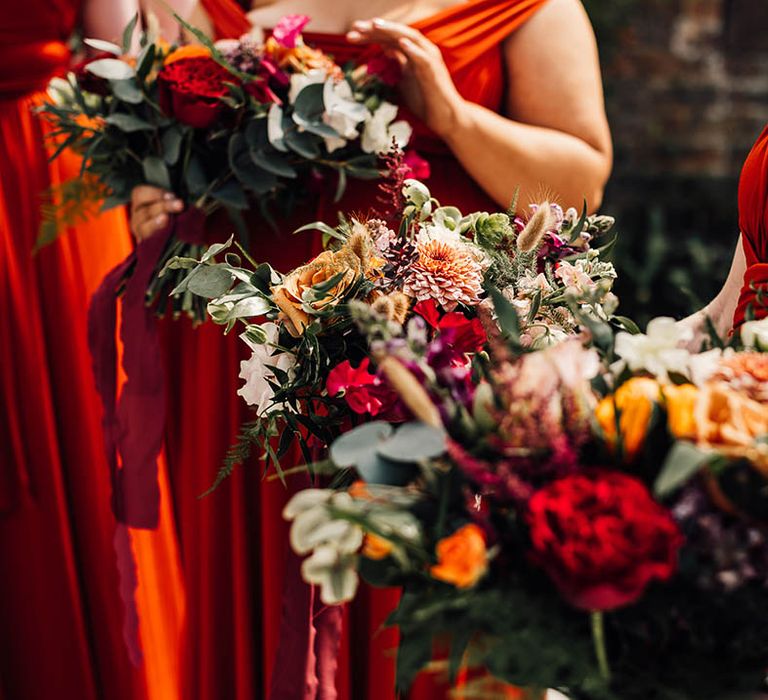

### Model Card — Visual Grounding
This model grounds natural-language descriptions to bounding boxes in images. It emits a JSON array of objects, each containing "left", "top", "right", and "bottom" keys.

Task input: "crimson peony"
[{"left": 527, "top": 471, "right": 683, "bottom": 611}]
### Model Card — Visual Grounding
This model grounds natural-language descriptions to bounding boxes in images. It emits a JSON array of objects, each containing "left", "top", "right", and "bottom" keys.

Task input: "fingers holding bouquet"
[
  {"left": 130, "top": 186, "right": 184, "bottom": 242},
  {"left": 346, "top": 18, "right": 466, "bottom": 138}
]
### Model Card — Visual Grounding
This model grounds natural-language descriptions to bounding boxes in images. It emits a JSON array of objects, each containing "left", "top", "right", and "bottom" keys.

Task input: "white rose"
[
  {"left": 361, "top": 101, "right": 412, "bottom": 154},
  {"left": 321, "top": 77, "right": 368, "bottom": 152},
  {"left": 614, "top": 316, "right": 694, "bottom": 382}
]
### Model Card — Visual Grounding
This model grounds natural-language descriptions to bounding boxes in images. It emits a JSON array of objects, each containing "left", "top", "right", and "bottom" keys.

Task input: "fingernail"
[
  {"left": 353, "top": 19, "right": 372, "bottom": 29},
  {"left": 372, "top": 17, "right": 386, "bottom": 26},
  {"left": 171, "top": 200, "right": 184, "bottom": 211},
  {"left": 156, "top": 214, "right": 167, "bottom": 226},
  {"left": 346, "top": 30, "right": 361, "bottom": 41},
  {"left": 163, "top": 192, "right": 175, "bottom": 200}
]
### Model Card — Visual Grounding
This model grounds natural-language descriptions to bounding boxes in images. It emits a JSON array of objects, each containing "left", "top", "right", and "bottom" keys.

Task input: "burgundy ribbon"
[
  {"left": 87, "top": 207, "right": 205, "bottom": 661},
  {"left": 733, "top": 262, "right": 768, "bottom": 329}
]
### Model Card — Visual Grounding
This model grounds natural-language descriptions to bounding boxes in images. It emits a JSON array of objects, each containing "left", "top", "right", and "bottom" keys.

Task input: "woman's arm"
[
  {"left": 679, "top": 235, "right": 745, "bottom": 345},
  {"left": 348, "top": 0, "right": 612, "bottom": 211}
]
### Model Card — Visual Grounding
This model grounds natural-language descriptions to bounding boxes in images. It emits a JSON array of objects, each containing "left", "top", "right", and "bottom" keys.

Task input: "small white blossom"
[
  {"left": 237, "top": 322, "right": 296, "bottom": 415},
  {"left": 301, "top": 545, "right": 360, "bottom": 605},
  {"left": 321, "top": 77, "right": 368, "bottom": 152}
]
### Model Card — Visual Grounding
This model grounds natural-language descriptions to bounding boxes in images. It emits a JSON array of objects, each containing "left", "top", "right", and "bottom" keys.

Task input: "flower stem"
[{"left": 591, "top": 610, "right": 611, "bottom": 684}]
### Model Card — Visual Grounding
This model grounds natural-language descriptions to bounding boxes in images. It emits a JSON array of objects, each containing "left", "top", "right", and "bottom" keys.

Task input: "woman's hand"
[
  {"left": 130, "top": 185, "right": 184, "bottom": 242},
  {"left": 346, "top": 18, "right": 467, "bottom": 139}
]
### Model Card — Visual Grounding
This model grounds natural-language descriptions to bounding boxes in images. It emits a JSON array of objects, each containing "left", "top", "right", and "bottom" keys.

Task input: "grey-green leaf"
[
  {"left": 377, "top": 422, "right": 446, "bottom": 463},
  {"left": 186, "top": 265, "right": 235, "bottom": 299},
  {"left": 110, "top": 79, "right": 143, "bottom": 104},
  {"left": 105, "top": 113, "right": 153, "bottom": 132},
  {"left": 654, "top": 441, "right": 711, "bottom": 497},
  {"left": 330, "top": 422, "right": 393, "bottom": 468},
  {"left": 142, "top": 155, "right": 171, "bottom": 190}
]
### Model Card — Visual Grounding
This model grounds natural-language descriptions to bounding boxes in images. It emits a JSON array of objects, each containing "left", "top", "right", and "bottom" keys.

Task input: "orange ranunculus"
[
  {"left": 348, "top": 480, "right": 373, "bottom": 501},
  {"left": 362, "top": 533, "right": 393, "bottom": 560},
  {"left": 595, "top": 377, "right": 661, "bottom": 460},
  {"left": 695, "top": 382, "right": 768, "bottom": 448},
  {"left": 164, "top": 44, "right": 211, "bottom": 66},
  {"left": 662, "top": 383, "right": 700, "bottom": 440},
  {"left": 272, "top": 235, "right": 370, "bottom": 336},
  {"left": 430, "top": 523, "right": 487, "bottom": 589}
]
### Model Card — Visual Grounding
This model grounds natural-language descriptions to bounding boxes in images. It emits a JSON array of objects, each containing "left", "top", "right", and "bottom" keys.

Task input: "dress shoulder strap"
[{"left": 416, "top": 0, "right": 549, "bottom": 71}]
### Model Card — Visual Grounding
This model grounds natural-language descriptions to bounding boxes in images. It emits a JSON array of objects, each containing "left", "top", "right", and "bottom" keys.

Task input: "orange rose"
[
  {"left": 362, "top": 533, "right": 393, "bottom": 560},
  {"left": 348, "top": 480, "right": 373, "bottom": 501},
  {"left": 164, "top": 44, "right": 211, "bottom": 66},
  {"left": 595, "top": 377, "right": 661, "bottom": 460},
  {"left": 430, "top": 523, "right": 488, "bottom": 589},
  {"left": 695, "top": 382, "right": 768, "bottom": 448},
  {"left": 272, "top": 250, "right": 359, "bottom": 336},
  {"left": 662, "top": 383, "right": 699, "bottom": 440}
]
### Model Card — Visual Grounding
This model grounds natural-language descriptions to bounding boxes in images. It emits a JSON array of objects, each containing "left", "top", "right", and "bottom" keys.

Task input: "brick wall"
[{"left": 583, "top": 0, "right": 768, "bottom": 323}]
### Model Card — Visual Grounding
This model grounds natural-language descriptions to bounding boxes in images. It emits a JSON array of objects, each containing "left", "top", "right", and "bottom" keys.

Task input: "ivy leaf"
[{"left": 654, "top": 441, "right": 711, "bottom": 497}]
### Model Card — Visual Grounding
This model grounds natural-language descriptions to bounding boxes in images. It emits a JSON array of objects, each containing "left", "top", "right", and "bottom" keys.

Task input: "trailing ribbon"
[{"left": 87, "top": 207, "right": 205, "bottom": 660}]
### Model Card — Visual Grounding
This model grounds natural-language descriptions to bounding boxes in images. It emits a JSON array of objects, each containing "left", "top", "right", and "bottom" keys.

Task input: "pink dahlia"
[{"left": 403, "top": 239, "right": 484, "bottom": 312}]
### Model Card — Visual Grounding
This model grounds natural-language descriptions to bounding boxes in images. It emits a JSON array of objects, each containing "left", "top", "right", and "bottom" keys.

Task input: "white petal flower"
[
  {"left": 47, "top": 76, "right": 75, "bottom": 106},
  {"left": 614, "top": 316, "right": 694, "bottom": 382},
  {"left": 741, "top": 318, "right": 768, "bottom": 351},
  {"left": 236, "top": 322, "right": 296, "bottom": 415},
  {"left": 283, "top": 488, "right": 333, "bottom": 520},
  {"left": 301, "top": 545, "right": 359, "bottom": 605},
  {"left": 361, "top": 101, "right": 412, "bottom": 154},
  {"left": 321, "top": 78, "right": 368, "bottom": 148},
  {"left": 288, "top": 68, "right": 327, "bottom": 103}
]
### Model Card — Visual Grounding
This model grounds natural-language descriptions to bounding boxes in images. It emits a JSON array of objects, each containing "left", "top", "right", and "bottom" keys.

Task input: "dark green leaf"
[
  {"left": 292, "top": 82, "right": 324, "bottom": 121},
  {"left": 142, "top": 155, "right": 171, "bottom": 189},
  {"left": 486, "top": 284, "right": 520, "bottom": 343},
  {"left": 136, "top": 43, "right": 156, "bottom": 82},
  {"left": 185, "top": 265, "right": 234, "bottom": 298},
  {"left": 211, "top": 180, "right": 248, "bottom": 210},
  {"left": 162, "top": 127, "right": 184, "bottom": 166},
  {"left": 334, "top": 167, "right": 347, "bottom": 203},
  {"left": 614, "top": 315, "right": 641, "bottom": 334},
  {"left": 245, "top": 117, "right": 269, "bottom": 150},
  {"left": 285, "top": 128, "right": 321, "bottom": 159},
  {"left": 184, "top": 154, "right": 208, "bottom": 197},
  {"left": 250, "top": 149, "right": 297, "bottom": 178}
]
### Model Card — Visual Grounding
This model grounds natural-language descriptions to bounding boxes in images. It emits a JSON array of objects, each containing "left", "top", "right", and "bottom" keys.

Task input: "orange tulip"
[
  {"left": 430, "top": 524, "right": 487, "bottom": 589},
  {"left": 662, "top": 383, "right": 699, "bottom": 440},
  {"left": 595, "top": 377, "right": 661, "bottom": 460}
]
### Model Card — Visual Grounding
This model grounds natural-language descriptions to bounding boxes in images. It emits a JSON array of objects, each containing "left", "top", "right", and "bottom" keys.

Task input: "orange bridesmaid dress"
[
  {"left": 0, "top": 2, "right": 183, "bottom": 699},
  {"left": 168, "top": 1, "right": 547, "bottom": 698}
]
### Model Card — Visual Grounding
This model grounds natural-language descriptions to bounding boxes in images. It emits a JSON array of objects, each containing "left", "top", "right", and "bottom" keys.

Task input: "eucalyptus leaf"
[
  {"left": 330, "top": 422, "right": 393, "bottom": 468},
  {"left": 211, "top": 180, "right": 248, "bottom": 210},
  {"left": 229, "top": 296, "right": 272, "bottom": 319},
  {"left": 186, "top": 265, "right": 235, "bottom": 299},
  {"left": 136, "top": 43, "right": 156, "bottom": 82},
  {"left": 105, "top": 113, "right": 153, "bottom": 132},
  {"left": 654, "top": 441, "right": 711, "bottom": 497},
  {"left": 109, "top": 78, "right": 143, "bottom": 104},
  {"left": 184, "top": 154, "right": 208, "bottom": 196},
  {"left": 85, "top": 58, "right": 135, "bottom": 81},
  {"left": 285, "top": 128, "right": 321, "bottom": 159},
  {"left": 142, "top": 155, "right": 171, "bottom": 190},
  {"left": 162, "top": 127, "right": 184, "bottom": 166},
  {"left": 200, "top": 235, "right": 235, "bottom": 262},
  {"left": 377, "top": 422, "right": 446, "bottom": 463},
  {"left": 121, "top": 13, "right": 139, "bottom": 54},
  {"left": 250, "top": 149, "right": 297, "bottom": 178},
  {"left": 292, "top": 83, "right": 325, "bottom": 121}
]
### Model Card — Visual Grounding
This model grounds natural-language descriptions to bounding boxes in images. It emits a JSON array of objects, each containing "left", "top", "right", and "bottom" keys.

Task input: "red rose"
[
  {"left": 527, "top": 471, "right": 683, "bottom": 611},
  {"left": 157, "top": 56, "right": 235, "bottom": 129}
]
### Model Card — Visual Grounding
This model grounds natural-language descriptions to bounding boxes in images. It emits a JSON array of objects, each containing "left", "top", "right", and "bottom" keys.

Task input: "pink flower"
[
  {"left": 272, "top": 14, "right": 311, "bottom": 48},
  {"left": 403, "top": 150, "right": 431, "bottom": 180},
  {"left": 326, "top": 358, "right": 398, "bottom": 417}
]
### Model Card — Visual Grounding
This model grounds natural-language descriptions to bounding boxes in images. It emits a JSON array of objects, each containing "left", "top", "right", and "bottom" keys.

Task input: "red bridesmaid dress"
[
  {"left": 733, "top": 124, "right": 768, "bottom": 328},
  {"left": 0, "top": 2, "right": 184, "bottom": 699},
  {"left": 169, "top": 1, "right": 547, "bottom": 698}
]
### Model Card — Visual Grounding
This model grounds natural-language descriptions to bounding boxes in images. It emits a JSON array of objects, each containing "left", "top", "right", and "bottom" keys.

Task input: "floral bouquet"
[
  {"left": 276, "top": 286, "right": 768, "bottom": 697},
  {"left": 169, "top": 174, "right": 619, "bottom": 496},
  {"left": 38, "top": 13, "right": 412, "bottom": 321}
]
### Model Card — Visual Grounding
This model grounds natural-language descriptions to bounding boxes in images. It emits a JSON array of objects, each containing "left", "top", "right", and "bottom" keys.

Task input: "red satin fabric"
[
  {"left": 734, "top": 125, "right": 768, "bottom": 328},
  {"left": 0, "top": 2, "right": 145, "bottom": 698},
  {"left": 165, "top": 2, "right": 545, "bottom": 699}
]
